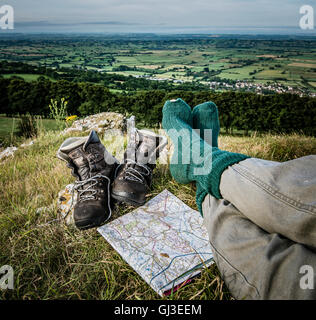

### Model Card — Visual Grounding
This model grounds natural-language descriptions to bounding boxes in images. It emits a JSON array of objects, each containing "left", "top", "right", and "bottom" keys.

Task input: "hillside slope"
[{"left": 1, "top": 130, "right": 316, "bottom": 300}]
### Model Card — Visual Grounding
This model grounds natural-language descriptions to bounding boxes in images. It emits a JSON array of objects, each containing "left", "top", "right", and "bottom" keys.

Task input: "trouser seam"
[
  {"left": 208, "top": 239, "right": 261, "bottom": 299},
  {"left": 233, "top": 164, "right": 316, "bottom": 215}
]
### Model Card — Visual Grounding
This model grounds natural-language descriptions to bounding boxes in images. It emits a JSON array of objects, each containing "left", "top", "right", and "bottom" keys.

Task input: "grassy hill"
[{"left": 0, "top": 129, "right": 316, "bottom": 300}]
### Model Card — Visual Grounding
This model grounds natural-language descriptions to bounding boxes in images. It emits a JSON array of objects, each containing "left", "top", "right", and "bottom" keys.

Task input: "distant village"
[
  {"left": 131, "top": 74, "right": 316, "bottom": 98},
  {"left": 208, "top": 80, "right": 316, "bottom": 98}
]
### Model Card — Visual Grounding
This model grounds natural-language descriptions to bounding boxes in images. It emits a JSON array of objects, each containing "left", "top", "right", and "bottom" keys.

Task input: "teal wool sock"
[
  {"left": 162, "top": 98, "right": 249, "bottom": 213},
  {"left": 192, "top": 101, "right": 220, "bottom": 213},
  {"left": 192, "top": 101, "right": 220, "bottom": 147}
]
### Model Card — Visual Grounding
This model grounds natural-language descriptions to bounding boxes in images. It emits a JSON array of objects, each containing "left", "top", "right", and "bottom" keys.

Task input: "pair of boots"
[{"left": 57, "top": 128, "right": 167, "bottom": 230}]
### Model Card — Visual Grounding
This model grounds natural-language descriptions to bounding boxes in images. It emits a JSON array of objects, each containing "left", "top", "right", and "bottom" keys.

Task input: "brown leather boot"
[
  {"left": 57, "top": 130, "right": 118, "bottom": 230},
  {"left": 111, "top": 129, "right": 167, "bottom": 206}
]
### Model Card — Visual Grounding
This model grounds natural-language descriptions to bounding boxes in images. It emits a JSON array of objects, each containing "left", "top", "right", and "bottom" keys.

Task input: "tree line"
[{"left": 0, "top": 77, "right": 315, "bottom": 136}]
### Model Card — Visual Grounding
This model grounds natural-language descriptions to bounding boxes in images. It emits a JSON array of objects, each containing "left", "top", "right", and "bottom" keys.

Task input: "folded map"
[{"left": 97, "top": 189, "right": 213, "bottom": 296}]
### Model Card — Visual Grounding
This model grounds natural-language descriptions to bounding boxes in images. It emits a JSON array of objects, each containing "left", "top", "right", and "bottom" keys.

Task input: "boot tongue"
[
  {"left": 71, "top": 130, "right": 104, "bottom": 181},
  {"left": 137, "top": 136, "right": 155, "bottom": 164},
  {"left": 125, "top": 129, "right": 158, "bottom": 165},
  {"left": 83, "top": 130, "right": 101, "bottom": 151},
  {"left": 71, "top": 151, "right": 90, "bottom": 181}
]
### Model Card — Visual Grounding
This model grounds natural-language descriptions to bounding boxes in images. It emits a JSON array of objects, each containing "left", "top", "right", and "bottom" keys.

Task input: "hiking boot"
[
  {"left": 57, "top": 130, "right": 118, "bottom": 230},
  {"left": 111, "top": 129, "right": 167, "bottom": 206}
]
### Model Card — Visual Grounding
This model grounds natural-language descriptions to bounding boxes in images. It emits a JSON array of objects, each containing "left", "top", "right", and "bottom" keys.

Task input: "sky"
[{"left": 2, "top": 0, "right": 316, "bottom": 34}]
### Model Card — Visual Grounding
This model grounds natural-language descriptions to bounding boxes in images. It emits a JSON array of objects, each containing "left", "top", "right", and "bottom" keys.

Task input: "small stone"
[
  {"left": 0, "top": 147, "right": 18, "bottom": 161},
  {"left": 20, "top": 140, "right": 35, "bottom": 148},
  {"left": 56, "top": 183, "right": 76, "bottom": 225}
]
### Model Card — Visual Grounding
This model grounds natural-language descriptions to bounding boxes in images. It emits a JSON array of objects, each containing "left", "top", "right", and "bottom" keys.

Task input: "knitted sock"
[
  {"left": 162, "top": 98, "right": 249, "bottom": 213},
  {"left": 192, "top": 101, "right": 220, "bottom": 213},
  {"left": 192, "top": 101, "right": 220, "bottom": 147}
]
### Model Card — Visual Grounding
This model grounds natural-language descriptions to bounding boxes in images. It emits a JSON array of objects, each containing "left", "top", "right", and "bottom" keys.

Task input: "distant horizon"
[
  {"left": 4, "top": 24, "right": 316, "bottom": 36},
  {"left": 1, "top": 0, "right": 315, "bottom": 36},
  {"left": 1, "top": 30, "right": 316, "bottom": 38}
]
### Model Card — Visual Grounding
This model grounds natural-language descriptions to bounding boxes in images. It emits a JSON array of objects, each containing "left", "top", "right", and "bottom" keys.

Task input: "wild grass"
[
  {"left": 0, "top": 130, "right": 315, "bottom": 300},
  {"left": 0, "top": 116, "right": 59, "bottom": 147}
]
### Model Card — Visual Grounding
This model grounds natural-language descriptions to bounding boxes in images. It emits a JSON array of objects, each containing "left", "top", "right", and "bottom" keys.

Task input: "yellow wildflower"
[{"left": 66, "top": 115, "right": 78, "bottom": 122}]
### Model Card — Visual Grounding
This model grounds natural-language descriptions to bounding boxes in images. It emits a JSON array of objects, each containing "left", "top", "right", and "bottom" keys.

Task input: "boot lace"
[
  {"left": 74, "top": 174, "right": 110, "bottom": 202},
  {"left": 63, "top": 174, "right": 112, "bottom": 223},
  {"left": 115, "top": 159, "right": 151, "bottom": 184}
]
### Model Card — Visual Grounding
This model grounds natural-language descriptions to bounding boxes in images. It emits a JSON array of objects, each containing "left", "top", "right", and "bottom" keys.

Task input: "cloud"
[
  {"left": 80, "top": 21, "right": 142, "bottom": 25},
  {"left": 15, "top": 21, "right": 142, "bottom": 27},
  {"left": 5, "top": 0, "right": 316, "bottom": 33}
]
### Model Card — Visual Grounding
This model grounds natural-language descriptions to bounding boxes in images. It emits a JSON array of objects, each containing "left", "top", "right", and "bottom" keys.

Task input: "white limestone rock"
[
  {"left": 0, "top": 146, "right": 18, "bottom": 161},
  {"left": 63, "top": 112, "right": 126, "bottom": 136},
  {"left": 56, "top": 183, "right": 76, "bottom": 225}
]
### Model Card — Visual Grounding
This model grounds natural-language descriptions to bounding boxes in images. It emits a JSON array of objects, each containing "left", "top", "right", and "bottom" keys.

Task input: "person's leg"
[
  {"left": 190, "top": 99, "right": 316, "bottom": 248},
  {"left": 165, "top": 98, "right": 316, "bottom": 299},
  {"left": 219, "top": 156, "right": 316, "bottom": 248},
  {"left": 202, "top": 194, "right": 316, "bottom": 300}
]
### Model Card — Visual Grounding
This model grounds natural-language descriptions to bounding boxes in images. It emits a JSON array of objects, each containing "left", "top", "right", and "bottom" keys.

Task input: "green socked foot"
[
  {"left": 192, "top": 101, "right": 220, "bottom": 148},
  {"left": 162, "top": 98, "right": 250, "bottom": 201},
  {"left": 162, "top": 98, "right": 193, "bottom": 184}
]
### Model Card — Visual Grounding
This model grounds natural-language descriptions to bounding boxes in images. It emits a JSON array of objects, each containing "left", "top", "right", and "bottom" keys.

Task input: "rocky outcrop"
[
  {"left": 1, "top": 112, "right": 126, "bottom": 161},
  {"left": 62, "top": 112, "right": 126, "bottom": 136}
]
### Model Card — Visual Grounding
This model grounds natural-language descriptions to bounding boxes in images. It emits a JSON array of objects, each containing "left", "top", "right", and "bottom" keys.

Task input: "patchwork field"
[{"left": 1, "top": 35, "right": 315, "bottom": 92}]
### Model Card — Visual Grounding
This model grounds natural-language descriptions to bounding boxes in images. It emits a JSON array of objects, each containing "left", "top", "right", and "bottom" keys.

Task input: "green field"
[
  {"left": 1, "top": 35, "right": 315, "bottom": 92},
  {"left": 1, "top": 74, "right": 55, "bottom": 82}
]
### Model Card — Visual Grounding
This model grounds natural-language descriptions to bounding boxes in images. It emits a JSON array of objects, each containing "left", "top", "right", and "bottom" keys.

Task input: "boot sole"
[
  {"left": 75, "top": 215, "right": 110, "bottom": 230},
  {"left": 111, "top": 192, "right": 145, "bottom": 207}
]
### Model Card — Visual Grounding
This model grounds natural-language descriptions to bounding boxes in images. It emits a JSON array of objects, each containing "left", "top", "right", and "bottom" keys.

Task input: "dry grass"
[
  {"left": 288, "top": 62, "right": 316, "bottom": 68},
  {"left": 0, "top": 130, "right": 315, "bottom": 300}
]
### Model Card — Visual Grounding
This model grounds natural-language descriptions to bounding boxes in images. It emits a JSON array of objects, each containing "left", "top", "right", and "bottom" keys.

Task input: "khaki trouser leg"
[{"left": 202, "top": 155, "right": 316, "bottom": 299}]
